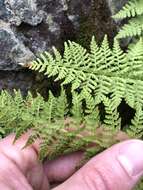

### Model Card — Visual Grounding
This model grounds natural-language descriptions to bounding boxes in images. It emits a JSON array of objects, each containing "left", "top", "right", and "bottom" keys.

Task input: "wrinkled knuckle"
[{"left": 81, "top": 165, "right": 111, "bottom": 190}]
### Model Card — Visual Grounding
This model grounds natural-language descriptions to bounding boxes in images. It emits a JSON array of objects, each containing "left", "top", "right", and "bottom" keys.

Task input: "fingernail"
[{"left": 118, "top": 141, "right": 143, "bottom": 176}]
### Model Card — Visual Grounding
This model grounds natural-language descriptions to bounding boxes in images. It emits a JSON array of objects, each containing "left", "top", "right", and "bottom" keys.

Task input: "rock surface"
[
  {"left": 0, "top": 0, "right": 128, "bottom": 93},
  {"left": 0, "top": 0, "right": 92, "bottom": 70},
  {"left": 107, "top": 0, "right": 128, "bottom": 15}
]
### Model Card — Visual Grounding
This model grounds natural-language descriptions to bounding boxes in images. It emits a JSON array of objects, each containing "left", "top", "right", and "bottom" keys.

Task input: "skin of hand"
[{"left": 0, "top": 134, "right": 143, "bottom": 190}]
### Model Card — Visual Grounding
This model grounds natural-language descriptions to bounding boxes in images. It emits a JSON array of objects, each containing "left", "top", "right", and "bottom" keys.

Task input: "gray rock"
[
  {"left": 0, "top": 70, "right": 35, "bottom": 96},
  {"left": 0, "top": 0, "right": 126, "bottom": 93},
  {"left": 0, "top": 0, "right": 93, "bottom": 93},
  {"left": 0, "top": 0, "right": 92, "bottom": 71},
  {"left": 5, "top": 0, "right": 45, "bottom": 26},
  {"left": 0, "top": 20, "right": 34, "bottom": 70}
]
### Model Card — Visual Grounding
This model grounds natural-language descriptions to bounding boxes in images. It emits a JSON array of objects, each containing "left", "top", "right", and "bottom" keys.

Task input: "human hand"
[{"left": 0, "top": 134, "right": 143, "bottom": 190}]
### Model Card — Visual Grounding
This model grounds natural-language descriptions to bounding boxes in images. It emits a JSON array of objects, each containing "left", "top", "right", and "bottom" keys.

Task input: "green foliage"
[
  {"left": 2, "top": 36, "right": 143, "bottom": 189},
  {"left": 135, "top": 178, "right": 143, "bottom": 190},
  {"left": 2, "top": 2, "right": 143, "bottom": 187},
  {"left": 0, "top": 89, "right": 120, "bottom": 161},
  {"left": 103, "top": 97, "right": 121, "bottom": 130},
  {"left": 15, "top": 36, "right": 143, "bottom": 166},
  {"left": 113, "top": 0, "right": 143, "bottom": 39},
  {"left": 29, "top": 36, "right": 143, "bottom": 113}
]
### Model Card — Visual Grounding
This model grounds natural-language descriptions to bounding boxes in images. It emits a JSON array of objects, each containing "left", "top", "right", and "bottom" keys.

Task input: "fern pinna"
[
  {"left": 0, "top": 89, "right": 123, "bottom": 161},
  {"left": 15, "top": 36, "right": 143, "bottom": 160},
  {"left": 113, "top": 0, "right": 143, "bottom": 39}
]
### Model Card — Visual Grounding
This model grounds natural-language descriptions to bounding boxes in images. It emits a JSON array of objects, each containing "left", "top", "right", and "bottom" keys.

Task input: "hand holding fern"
[
  {"left": 0, "top": 134, "right": 143, "bottom": 190},
  {"left": 0, "top": 133, "right": 83, "bottom": 190}
]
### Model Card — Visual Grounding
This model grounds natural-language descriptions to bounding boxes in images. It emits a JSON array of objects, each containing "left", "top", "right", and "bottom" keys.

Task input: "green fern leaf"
[
  {"left": 113, "top": 0, "right": 143, "bottom": 39},
  {"left": 113, "top": 0, "right": 143, "bottom": 19}
]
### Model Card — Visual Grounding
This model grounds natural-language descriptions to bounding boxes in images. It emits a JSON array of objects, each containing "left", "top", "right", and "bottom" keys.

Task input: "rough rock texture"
[
  {"left": 77, "top": 0, "right": 118, "bottom": 46},
  {"left": 0, "top": 0, "right": 128, "bottom": 94},
  {"left": 0, "top": 20, "right": 34, "bottom": 70},
  {"left": 0, "top": 0, "right": 92, "bottom": 93}
]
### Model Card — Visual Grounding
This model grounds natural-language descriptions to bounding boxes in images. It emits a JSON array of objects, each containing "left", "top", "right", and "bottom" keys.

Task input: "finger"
[
  {"left": 43, "top": 130, "right": 129, "bottom": 183},
  {"left": 0, "top": 132, "right": 40, "bottom": 152},
  {"left": 0, "top": 133, "right": 39, "bottom": 174},
  {"left": 44, "top": 151, "right": 83, "bottom": 182},
  {"left": 53, "top": 139, "right": 143, "bottom": 190},
  {"left": 0, "top": 133, "right": 50, "bottom": 190},
  {"left": 0, "top": 152, "right": 33, "bottom": 190}
]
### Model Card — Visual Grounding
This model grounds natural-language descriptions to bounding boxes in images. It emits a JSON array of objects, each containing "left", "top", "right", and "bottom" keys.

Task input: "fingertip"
[
  {"left": 53, "top": 139, "right": 143, "bottom": 190},
  {"left": 117, "top": 139, "right": 143, "bottom": 177}
]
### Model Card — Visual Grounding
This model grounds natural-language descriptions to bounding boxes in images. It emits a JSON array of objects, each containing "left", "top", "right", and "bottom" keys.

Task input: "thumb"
[{"left": 54, "top": 140, "right": 143, "bottom": 190}]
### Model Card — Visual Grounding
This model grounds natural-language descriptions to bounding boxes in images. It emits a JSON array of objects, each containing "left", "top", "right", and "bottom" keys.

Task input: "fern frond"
[
  {"left": 96, "top": 35, "right": 113, "bottom": 71},
  {"left": 14, "top": 35, "right": 143, "bottom": 167},
  {"left": 62, "top": 42, "right": 89, "bottom": 86},
  {"left": 103, "top": 97, "right": 121, "bottom": 130},
  {"left": 84, "top": 107, "right": 100, "bottom": 129},
  {"left": 110, "top": 78, "right": 126, "bottom": 108},
  {"left": 72, "top": 92, "right": 83, "bottom": 122},
  {"left": 113, "top": 0, "right": 143, "bottom": 39},
  {"left": 116, "top": 15, "right": 143, "bottom": 39},
  {"left": 127, "top": 104, "right": 143, "bottom": 138},
  {"left": 127, "top": 38, "right": 143, "bottom": 78},
  {"left": 29, "top": 37, "right": 143, "bottom": 111},
  {"left": 8, "top": 32, "right": 143, "bottom": 189},
  {"left": 42, "top": 91, "right": 57, "bottom": 123},
  {"left": 113, "top": 0, "right": 143, "bottom": 19},
  {"left": 82, "top": 89, "right": 95, "bottom": 113},
  {"left": 90, "top": 36, "right": 103, "bottom": 69},
  {"left": 55, "top": 89, "right": 68, "bottom": 118},
  {"left": 125, "top": 83, "right": 135, "bottom": 108},
  {"left": 112, "top": 39, "right": 127, "bottom": 72}
]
